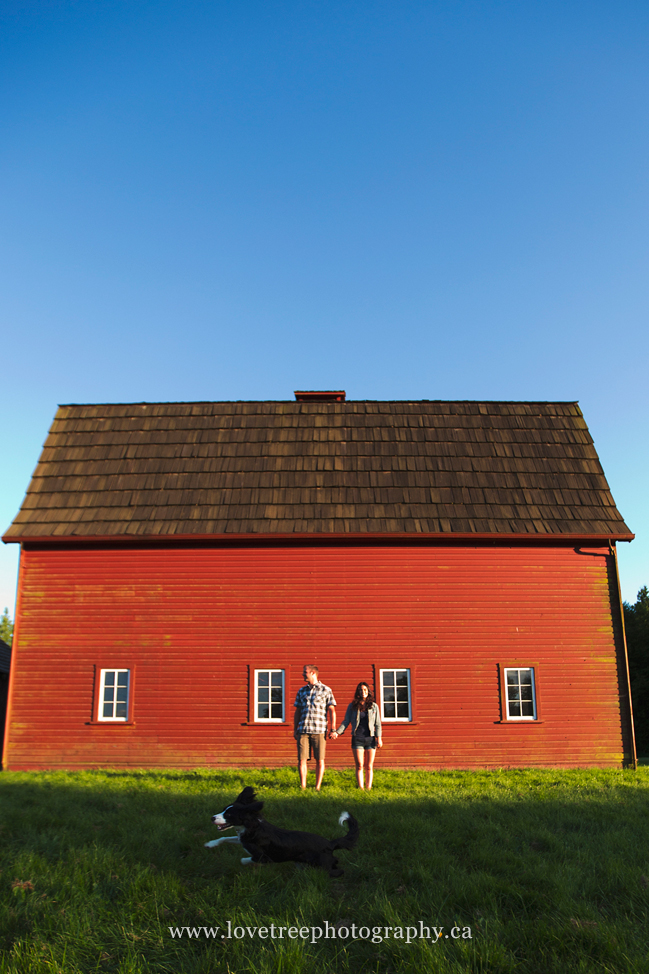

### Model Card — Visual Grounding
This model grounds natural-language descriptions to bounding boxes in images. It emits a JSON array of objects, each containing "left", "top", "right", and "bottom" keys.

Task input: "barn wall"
[{"left": 3, "top": 543, "right": 631, "bottom": 770}]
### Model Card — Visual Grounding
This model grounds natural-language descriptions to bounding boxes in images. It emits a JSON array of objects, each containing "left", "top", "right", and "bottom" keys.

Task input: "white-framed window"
[
  {"left": 254, "top": 669, "right": 285, "bottom": 722},
  {"left": 504, "top": 667, "right": 537, "bottom": 720},
  {"left": 380, "top": 669, "right": 411, "bottom": 721},
  {"left": 98, "top": 669, "right": 130, "bottom": 722}
]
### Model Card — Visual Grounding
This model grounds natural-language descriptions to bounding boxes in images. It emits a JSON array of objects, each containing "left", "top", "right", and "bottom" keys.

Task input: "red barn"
[{"left": 2, "top": 393, "right": 636, "bottom": 771}]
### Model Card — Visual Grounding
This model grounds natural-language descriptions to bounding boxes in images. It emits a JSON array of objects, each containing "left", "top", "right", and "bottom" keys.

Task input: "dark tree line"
[
  {"left": 0, "top": 608, "right": 12, "bottom": 646},
  {"left": 624, "top": 586, "right": 649, "bottom": 757}
]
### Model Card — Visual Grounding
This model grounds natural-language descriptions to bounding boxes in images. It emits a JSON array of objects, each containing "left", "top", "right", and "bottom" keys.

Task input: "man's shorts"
[{"left": 297, "top": 733, "right": 326, "bottom": 762}]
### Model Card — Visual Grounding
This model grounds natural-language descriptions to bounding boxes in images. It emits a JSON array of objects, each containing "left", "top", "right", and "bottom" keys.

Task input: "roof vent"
[{"left": 294, "top": 390, "right": 346, "bottom": 402}]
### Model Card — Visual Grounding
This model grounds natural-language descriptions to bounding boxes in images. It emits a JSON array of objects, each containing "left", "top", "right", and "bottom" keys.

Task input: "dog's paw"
[
  {"left": 241, "top": 857, "right": 253, "bottom": 865},
  {"left": 204, "top": 840, "right": 219, "bottom": 848}
]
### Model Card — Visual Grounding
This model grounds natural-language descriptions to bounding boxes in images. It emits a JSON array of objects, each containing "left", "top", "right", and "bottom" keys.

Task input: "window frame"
[
  {"left": 501, "top": 665, "right": 538, "bottom": 721},
  {"left": 97, "top": 667, "right": 131, "bottom": 723},
  {"left": 253, "top": 668, "right": 286, "bottom": 723},
  {"left": 379, "top": 668, "right": 412, "bottom": 722}
]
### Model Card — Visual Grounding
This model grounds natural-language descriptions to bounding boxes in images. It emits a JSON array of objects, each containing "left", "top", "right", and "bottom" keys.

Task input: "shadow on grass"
[{"left": 0, "top": 768, "right": 648, "bottom": 973}]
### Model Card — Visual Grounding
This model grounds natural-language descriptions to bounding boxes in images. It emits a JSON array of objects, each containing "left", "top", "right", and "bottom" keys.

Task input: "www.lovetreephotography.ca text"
[{"left": 169, "top": 921, "right": 473, "bottom": 944}]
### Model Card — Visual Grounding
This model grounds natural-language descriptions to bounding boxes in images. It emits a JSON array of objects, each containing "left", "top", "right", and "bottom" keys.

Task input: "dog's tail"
[{"left": 332, "top": 811, "right": 359, "bottom": 851}]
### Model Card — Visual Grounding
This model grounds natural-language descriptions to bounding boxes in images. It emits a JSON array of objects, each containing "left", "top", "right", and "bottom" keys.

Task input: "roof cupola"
[{"left": 294, "top": 391, "right": 346, "bottom": 402}]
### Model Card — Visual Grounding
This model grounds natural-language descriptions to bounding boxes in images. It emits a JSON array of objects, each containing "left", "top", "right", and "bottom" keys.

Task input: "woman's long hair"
[{"left": 352, "top": 682, "right": 374, "bottom": 712}]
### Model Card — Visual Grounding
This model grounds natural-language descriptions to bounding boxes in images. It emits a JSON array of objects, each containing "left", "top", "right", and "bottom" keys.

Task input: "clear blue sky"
[{"left": 1, "top": 0, "right": 647, "bottom": 612}]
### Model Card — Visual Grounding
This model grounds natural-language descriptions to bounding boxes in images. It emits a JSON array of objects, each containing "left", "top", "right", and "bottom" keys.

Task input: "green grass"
[{"left": 1, "top": 767, "right": 648, "bottom": 973}]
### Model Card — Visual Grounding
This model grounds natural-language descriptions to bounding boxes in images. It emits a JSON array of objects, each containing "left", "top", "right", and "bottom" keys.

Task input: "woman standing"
[{"left": 331, "top": 682, "right": 383, "bottom": 790}]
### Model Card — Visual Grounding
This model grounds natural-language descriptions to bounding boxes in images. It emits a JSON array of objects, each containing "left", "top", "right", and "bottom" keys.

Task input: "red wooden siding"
[{"left": 3, "top": 543, "right": 632, "bottom": 770}]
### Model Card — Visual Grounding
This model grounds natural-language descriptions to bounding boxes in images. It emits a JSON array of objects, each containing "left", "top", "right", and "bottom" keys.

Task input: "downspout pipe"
[{"left": 610, "top": 540, "right": 637, "bottom": 770}]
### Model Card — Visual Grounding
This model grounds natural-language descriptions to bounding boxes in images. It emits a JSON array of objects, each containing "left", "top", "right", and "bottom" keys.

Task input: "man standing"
[{"left": 294, "top": 664, "right": 337, "bottom": 791}]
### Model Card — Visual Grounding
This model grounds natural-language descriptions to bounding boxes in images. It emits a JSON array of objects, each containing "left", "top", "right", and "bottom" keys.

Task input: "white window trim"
[
  {"left": 504, "top": 667, "right": 537, "bottom": 721},
  {"left": 379, "top": 668, "right": 412, "bottom": 722},
  {"left": 98, "top": 668, "right": 130, "bottom": 722},
  {"left": 254, "top": 668, "right": 285, "bottom": 723}
]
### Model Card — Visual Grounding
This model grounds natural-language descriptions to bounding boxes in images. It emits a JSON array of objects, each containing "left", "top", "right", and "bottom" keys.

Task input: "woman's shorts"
[{"left": 351, "top": 735, "right": 376, "bottom": 750}]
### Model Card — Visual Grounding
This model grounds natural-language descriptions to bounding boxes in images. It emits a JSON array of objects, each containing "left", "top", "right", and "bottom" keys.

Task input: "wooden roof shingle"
[{"left": 3, "top": 400, "right": 633, "bottom": 541}]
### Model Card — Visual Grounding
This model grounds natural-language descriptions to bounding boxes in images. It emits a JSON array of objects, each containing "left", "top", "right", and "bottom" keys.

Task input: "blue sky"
[{"left": 1, "top": 0, "right": 647, "bottom": 611}]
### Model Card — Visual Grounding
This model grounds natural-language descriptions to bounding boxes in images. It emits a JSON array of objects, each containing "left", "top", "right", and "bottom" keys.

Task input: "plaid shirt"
[{"left": 294, "top": 682, "right": 337, "bottom": 735}]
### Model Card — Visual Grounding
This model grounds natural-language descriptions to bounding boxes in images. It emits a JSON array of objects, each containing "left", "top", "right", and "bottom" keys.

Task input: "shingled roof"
[{"left": 3, "top": 400, "right": 633, "bottom": 541}]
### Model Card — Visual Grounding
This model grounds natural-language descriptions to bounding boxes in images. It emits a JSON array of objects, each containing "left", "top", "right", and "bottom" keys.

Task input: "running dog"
[{"left": 205, "top": 786, "right": 359, "bottom": 877}]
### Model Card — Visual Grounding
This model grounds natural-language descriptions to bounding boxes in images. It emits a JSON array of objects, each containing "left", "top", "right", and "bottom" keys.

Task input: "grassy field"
[{"left": 0, "top": 766, "right": 648, "bottom": 974}]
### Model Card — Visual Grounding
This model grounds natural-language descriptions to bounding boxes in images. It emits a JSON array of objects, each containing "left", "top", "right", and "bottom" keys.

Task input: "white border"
[
  {"left": 504, "top": 667, "right": 537, "bottom": 721},
  {"left": 379, "top": 668, "right": 412, "bottom": 722},
  {"left": 254, "top": 668, "right": 285, "bottom": 722},
  {"left": 98, "top": 668, "right": 130, "bottom": 722}
]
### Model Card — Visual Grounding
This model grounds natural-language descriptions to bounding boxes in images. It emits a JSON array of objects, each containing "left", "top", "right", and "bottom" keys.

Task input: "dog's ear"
[
  {"left": 244, "top": 801, "right": 264, "bottom": 816},
  {"left": 236, "top": 787, "right": 257, "bottom": 805}
]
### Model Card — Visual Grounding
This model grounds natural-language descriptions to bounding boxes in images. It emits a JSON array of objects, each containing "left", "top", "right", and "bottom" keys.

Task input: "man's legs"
[
  {"left": 313, "top": 735, "right": 326, "bottom": 791},
  {"left": 298, "top": 734, "right": 326, "bottom": 789},
  {"left": 297, "top": 735, "right": 309, "bottom": 789}
]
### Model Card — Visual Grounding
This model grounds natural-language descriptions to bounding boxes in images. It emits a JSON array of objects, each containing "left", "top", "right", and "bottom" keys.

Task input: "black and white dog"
[{"left": 205, "top": 786, "right": 359, "bottom": 877}]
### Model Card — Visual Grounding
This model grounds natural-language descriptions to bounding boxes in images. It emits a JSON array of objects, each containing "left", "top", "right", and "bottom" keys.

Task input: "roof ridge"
[{"left": 57, "top": 399, "right": 581, "bottom": 407}]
